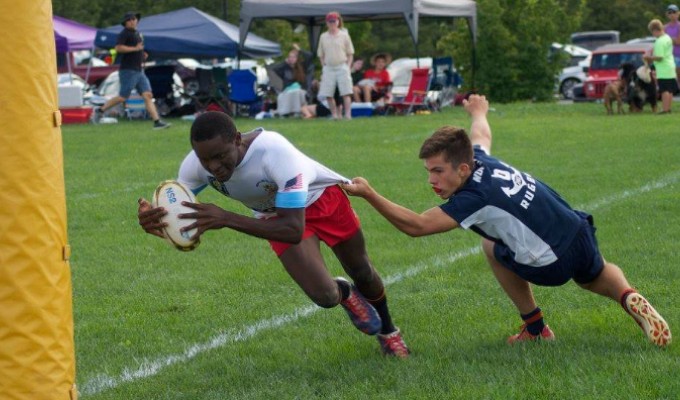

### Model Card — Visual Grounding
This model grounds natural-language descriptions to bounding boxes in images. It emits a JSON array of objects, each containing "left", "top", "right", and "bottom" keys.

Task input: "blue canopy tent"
[{"left": 94, "top": 7, "right": 280, "bottom": 59}]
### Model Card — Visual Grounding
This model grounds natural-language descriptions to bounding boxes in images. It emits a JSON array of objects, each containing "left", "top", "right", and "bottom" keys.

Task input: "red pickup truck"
[
  {"left": 57, "top": 52, "right": 118, "bottom": 87},
  {"left": 583, "top": 43, "right": 653, "bottom": 99}
]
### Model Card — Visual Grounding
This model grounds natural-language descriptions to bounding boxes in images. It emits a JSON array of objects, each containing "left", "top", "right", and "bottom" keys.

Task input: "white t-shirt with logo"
[{"left": 177, "top": 129, "right": 349, "bottom": 218}]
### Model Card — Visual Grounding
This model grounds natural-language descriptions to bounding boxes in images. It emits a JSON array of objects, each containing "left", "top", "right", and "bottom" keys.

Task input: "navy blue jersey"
[{"left": 440, "top": 147, "right": 584, "bottom": 267}]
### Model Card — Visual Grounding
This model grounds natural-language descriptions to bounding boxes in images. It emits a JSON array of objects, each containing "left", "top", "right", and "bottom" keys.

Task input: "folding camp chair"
[
  {"left": 211, "top": 66, "right": 231, "bottom": 112},
  {"left": 385, "top": 68, "right": 431, "bottom": 115},
  {"left": 145, "top": 65, "right": 177, "bottom": 116},
  {"left": 190, "top": 66, "right": 230, "bottom": 114},
  {"left": 228, "top": 69, "right": 261, "bottom": 117}
]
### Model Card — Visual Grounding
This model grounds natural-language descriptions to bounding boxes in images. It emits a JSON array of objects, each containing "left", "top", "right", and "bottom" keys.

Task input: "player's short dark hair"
[
  {"left": 190, "top": 111, "right": 238, "bottom": 143},
  {"left": 419, "top": 126, "right": 473, "bottom": 169}
]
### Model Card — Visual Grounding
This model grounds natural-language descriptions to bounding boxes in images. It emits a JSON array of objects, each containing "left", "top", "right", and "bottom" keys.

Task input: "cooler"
[
  {"left": 60, "top": 107, "right": 93, "bottom": 124},
  {"left": 351, "top": 102, "right": 374, "bottom": 118},
  {"left": 58, "top": 85, "right": 84, "bottom": 107}
]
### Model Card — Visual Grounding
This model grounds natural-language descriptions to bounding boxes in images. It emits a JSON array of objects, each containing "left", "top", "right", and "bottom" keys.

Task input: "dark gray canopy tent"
[{"left": 239, "top": 0, "right": 477, "bottom": 84}]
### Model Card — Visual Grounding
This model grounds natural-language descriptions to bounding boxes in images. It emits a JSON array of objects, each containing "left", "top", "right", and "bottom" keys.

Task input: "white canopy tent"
[{"left": 239, "top": 0, "right": 477, "bottom": 83}]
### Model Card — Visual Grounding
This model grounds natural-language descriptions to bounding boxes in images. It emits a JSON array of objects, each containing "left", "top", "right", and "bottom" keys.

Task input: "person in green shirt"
[{"left": 644, "top": 19, "right": 679, "bottom": 114}]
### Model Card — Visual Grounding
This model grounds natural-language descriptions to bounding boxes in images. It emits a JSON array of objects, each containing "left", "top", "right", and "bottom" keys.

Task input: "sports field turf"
[{"left": 62, "top": 102, "right": 680, "bottom": 399}]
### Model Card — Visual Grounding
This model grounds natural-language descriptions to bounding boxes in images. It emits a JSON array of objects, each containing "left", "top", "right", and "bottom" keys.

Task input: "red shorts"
[{"left": 268, "top": 185, "right": 360, "bottom": 256}]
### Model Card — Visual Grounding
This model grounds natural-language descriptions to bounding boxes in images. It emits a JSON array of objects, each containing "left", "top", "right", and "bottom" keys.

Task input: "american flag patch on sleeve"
[{"left": 283, "top": 173, "right": 304, "bottom": 191}]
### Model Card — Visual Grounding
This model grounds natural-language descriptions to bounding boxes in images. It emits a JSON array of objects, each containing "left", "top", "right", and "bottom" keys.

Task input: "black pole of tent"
[
  {"left": 415, "top": 43, "right": 420, "bottom": 68},
  {"left": 470, "top": 20, "right": 477, "bottom": 90},
  {"left": 471, "top": 46, "right": 476, "bottom": 90},
  {"left": 307, "top": 17, "right": 316, "bottom": 54}
]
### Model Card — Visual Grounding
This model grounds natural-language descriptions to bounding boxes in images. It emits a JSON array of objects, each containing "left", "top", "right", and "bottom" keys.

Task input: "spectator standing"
[
  {"left": 665, "top": 4, "right": 680, "bottom": 82},
  {"left": 644, "top": 19, "right": 678, "bottom": 113},
  {"left": 94, "top": 12, "right": 170, "bottom": 129},
  {"left": 317, "top": 11, "right": 354, "bottom": 120}
]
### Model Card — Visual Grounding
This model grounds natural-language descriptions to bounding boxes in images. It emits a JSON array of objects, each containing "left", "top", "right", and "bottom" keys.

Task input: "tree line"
[{"left": 53, "top": 0, "right": 674, "bottom": 102}]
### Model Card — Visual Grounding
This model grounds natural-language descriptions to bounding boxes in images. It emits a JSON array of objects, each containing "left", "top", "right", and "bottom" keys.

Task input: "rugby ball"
[{"left": 152, "top": 180, "right": 200, "bottom": 251}]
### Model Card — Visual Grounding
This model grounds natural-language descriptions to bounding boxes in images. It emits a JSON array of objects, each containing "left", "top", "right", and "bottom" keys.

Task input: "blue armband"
[{"left": 276, "top": 191, "right": 307, "bottom": 208}]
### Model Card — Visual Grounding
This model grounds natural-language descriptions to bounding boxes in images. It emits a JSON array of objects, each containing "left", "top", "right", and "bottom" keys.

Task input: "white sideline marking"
[{"left": 79, "top": 171, "right": 679, "bottom": 396}]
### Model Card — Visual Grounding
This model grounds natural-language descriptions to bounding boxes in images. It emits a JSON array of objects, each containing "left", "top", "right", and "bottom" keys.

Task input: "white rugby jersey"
[
  {"left": 440, "top": 147, "right": 584, "bottom": 267},
  {"left": 177, "top": 129, "right": 349, "bottom": 218}
]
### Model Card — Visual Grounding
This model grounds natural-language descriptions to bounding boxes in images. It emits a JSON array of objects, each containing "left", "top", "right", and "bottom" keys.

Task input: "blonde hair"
[{"left": 648, "top": 19, "right": 664, "bottom": 32}]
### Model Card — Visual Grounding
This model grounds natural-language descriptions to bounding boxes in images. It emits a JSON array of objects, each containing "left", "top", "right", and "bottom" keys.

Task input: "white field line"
[{"left": 79, "top": 171, "right": 679, "bottom": 396}]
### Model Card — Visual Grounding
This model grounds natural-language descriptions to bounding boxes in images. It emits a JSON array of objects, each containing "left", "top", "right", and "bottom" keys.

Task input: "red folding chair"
[{"left": 386, "top": 68, "right": 431, "bottom": 115}]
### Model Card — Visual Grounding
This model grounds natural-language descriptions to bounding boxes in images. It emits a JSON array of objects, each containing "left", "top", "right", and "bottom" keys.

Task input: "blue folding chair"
[
  {"left": 228, "top": 69, "right": 260, "bottom": 117},
  {"left": 125, "top": 91, "right": 147, "bottom": 120}
]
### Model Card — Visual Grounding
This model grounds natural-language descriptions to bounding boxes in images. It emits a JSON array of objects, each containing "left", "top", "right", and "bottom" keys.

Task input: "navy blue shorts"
[
  {"left": 119, "top": 69, "right": 152, "bottom": 98},
  {"left": 493, "top": 213, "right": 605, "bottom": 286}
]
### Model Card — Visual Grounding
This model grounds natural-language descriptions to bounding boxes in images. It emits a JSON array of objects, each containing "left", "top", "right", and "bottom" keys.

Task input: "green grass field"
[{"left": 63, "top": 102, "right": 680, "bottom": 399}]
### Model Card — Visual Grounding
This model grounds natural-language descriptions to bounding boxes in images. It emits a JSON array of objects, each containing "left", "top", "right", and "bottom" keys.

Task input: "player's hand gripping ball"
[{"left": 152, "top": 180, "right": 200, "bottom": 251}]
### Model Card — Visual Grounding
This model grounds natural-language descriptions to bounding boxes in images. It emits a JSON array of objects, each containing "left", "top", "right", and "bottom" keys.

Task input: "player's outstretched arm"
[
  {"left": 463, "top": 94, "right": 492, "bottom": 153},
  {"left": 341, "top": 178, "right": 458, "bottom": 237},
  {"left": 179, "top": 202, "right": 305, "bottom": 244},
  {"left": 137, "top": 197, "right": 167, "bottom": 239}
]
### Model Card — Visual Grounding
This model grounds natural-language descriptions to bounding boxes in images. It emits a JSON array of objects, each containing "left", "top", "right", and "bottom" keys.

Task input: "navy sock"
[
  {"left": 367, "top": 292, "right": 396, "bottom": 334},
  {"left": 521, "top": 307, "right": 545, "bottom": 336}
]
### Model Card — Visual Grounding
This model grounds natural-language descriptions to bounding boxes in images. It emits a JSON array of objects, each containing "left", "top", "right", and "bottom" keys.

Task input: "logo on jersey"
[
  {"left": 256, "top": 179, "right": 277, "bottom": 194},
  {"left": 472, "top": 166, "right": 485, "bottom": 183},
  {"left": 209, "top": 177, "right": 230, "bottom": 196},
  {"left": 490, "top": 162, "right": 537, "bottom": 210},
  {"left": 283, "top": 173, "right": 304, "bottom": 191}
]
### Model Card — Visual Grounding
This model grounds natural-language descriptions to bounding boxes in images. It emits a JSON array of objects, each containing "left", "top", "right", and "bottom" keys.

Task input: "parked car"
[
  {"left": 626, "top": 37, "right": 656, "bottom": 44},
  {"left": 57, "top": 51, "right": 119, "bottom": 87},
  {"left": 583, "top": 43, "right": 653, "bottom": 99},
  {"left": 551, "top": 43, "right": 591, "bottom": 99},
  {"left": 557, "top": 56, "right": 591, "bottom": 99},
  {"left": 570, "top": 30, "right": 620, "bottom": 51}
]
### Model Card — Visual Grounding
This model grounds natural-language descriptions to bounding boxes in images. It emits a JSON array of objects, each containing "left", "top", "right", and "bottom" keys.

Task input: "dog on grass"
[
  {"left": 603, "top": 80, "right": 626, "bottom": 114},
  {"left": 603, "top": 62, "right": 636, "bottom": 115},
  {"left": 626, "top": 63, "right": 658, "bottom": 113}
]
